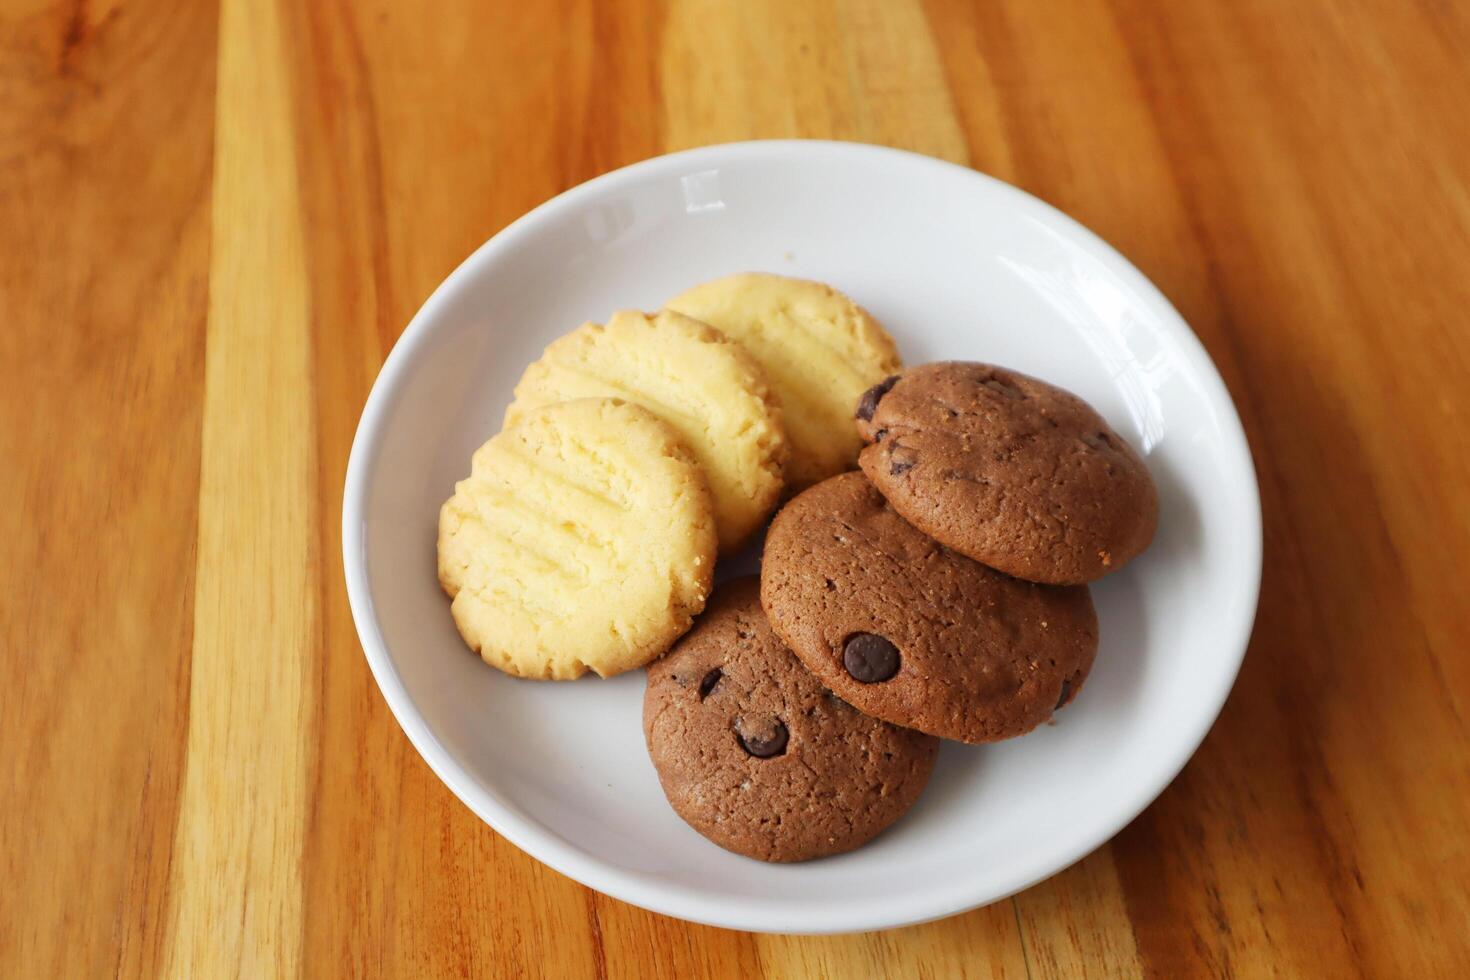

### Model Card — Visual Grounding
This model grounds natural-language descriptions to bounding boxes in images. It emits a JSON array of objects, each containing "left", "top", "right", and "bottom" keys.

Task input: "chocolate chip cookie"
[
  {"left": 761, "top": 472, "right": 1098, "bottom": 743},
  {"left": 644, "top": 577, "right": 939, "bottom": 862},
  {"left": 856, "top": 361, "right": 1158, "bottom": 584}
]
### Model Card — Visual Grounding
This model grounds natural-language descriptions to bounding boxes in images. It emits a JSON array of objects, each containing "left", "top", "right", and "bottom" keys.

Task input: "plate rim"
[{"left": 341, "top": 139, "right": 1263, "bottom": 934}]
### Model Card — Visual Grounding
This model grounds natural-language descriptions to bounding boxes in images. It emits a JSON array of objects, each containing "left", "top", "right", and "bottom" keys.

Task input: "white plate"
[{"left": 342, "top": 140, "right": 1261, "bottom": 934}]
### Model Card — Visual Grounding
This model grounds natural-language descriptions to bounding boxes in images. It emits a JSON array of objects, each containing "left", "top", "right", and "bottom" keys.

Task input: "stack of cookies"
[
  {"left": 438, "top": 274, "right": 899, "bottom": 679},
  {"left": 437, "top": 273, "right": 1158, "bottom": 863}
]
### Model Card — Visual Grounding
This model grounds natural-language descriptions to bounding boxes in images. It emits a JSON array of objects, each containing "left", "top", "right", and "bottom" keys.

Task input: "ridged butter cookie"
[
  {"left": 438, "top": 398, "right": 716, "bottom": 679},
  {"left": 667, "top": 273, "right": 901, "bottom": 490},
  {"left": 505, "top": 309, "right": 786, "bottom": 552}
]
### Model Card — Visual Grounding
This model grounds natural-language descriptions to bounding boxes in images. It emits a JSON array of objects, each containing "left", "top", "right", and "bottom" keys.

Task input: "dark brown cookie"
[
  {"left": 761, "top": 473, "right": 1098, "bottom": 743},
  {"left": 855, "top": 361, "right": 1158, "bottom": 584},
  {"left": 643, "top": 577, "right": 939, "bottom": 862}
]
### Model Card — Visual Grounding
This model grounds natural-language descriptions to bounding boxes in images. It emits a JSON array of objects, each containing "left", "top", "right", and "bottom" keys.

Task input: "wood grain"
[
  {"left": 0, "top": 1, "right": 215, "bottom": 976},
  {"left": 159, "top": 0, "right": 317, "bottom": 974},
  {"left": 3, "top": 0, "right": 1469, "bottom": 976}
]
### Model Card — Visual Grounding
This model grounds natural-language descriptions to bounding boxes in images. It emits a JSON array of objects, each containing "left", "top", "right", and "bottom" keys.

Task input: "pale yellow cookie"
[
  {"left": 666, "top": 273, "right": 903, "bottom": 490},
  {"left": 504, "top": 310, "right": 786, "bottom": 552},
  {"left": 438, "top": 398, "right": 716, "bottom": 680}
]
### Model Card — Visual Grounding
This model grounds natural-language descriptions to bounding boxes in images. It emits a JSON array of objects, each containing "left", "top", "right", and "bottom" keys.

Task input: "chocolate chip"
[
  {"left": 1055, "top": 679, "right": 1072, "bottom": 710},
  {"left": 1080, "top": 432, "right": 1111, "bottom": 451},
  {"left": 982, "top": 378, "right": 1023, "bottom": 399},
  {"left": 698, "top": 668, "right": 723, "bottom": 699},
  {"left": 843, "top": 633, "right": 900, "bottom": 683},
  {"left": 736, "top": 717, "right": 788, "bottom": 758},
  {"left": 890, "top": 459, "right": 914, "bottom": 476},
  {"left": 856, "top": 375, "right": 901, "bottom": 422}
]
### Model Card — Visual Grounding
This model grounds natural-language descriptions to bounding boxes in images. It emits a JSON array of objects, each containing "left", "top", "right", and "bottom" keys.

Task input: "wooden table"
[{"left": 5, "top": 0, "right": 1469, "bottom": 976}]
